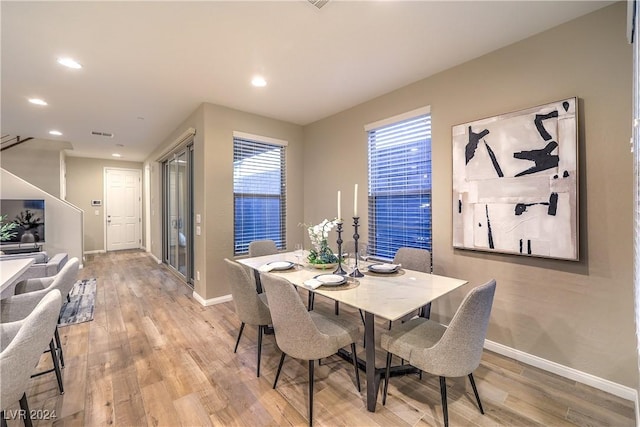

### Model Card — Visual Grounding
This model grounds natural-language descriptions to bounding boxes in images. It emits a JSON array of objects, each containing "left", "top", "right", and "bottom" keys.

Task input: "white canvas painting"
[{"left": 452, "top": 97, "right": 578, "bottom": 260}]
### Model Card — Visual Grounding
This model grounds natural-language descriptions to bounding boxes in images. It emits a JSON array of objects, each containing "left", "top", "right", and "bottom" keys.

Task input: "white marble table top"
[
  {"left": 0, "top": 258, "right": 35, "bottom": 293},
  {"left": 238, "top": 251, "right": 468, "bottom": 322}
]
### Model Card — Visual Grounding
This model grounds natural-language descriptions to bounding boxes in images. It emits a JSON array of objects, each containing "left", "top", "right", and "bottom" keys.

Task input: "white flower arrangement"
[{"left": 303, "top": 218, "right": 339, "bottom": 264}]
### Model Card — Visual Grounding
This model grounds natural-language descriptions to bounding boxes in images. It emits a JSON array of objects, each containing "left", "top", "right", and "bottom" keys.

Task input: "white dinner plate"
[
  {"left": 314, "top": 274, "right": 346, "bottom": 286},
  {"left": 368, "top": 263, "right": 400, "bottom": 273},
  {"left": 267, "top": 261, "right": 295, "bottom": 271}
]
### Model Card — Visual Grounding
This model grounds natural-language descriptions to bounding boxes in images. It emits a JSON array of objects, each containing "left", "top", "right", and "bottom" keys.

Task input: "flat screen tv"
[{"left": 1, "top": 199, "right": 45, "bottom": 244}]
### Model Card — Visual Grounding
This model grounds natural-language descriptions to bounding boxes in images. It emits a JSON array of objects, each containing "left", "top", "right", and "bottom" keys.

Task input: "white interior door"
[{"left": 106, "top": 168, "right": 141, "bottom": 251}]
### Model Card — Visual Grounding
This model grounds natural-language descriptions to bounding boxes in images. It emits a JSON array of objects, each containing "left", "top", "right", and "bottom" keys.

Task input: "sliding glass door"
[{"left": 163, "top": 145, "right": 193, "bottom": 285}]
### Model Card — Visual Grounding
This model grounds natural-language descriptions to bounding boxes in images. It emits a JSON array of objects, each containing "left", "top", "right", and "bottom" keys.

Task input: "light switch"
[
  {"left": 196, "top": 226, "right": 201, "bottom": 235},
  {"left": 196, "top": 214, "right": 201, "bottom": 223}
]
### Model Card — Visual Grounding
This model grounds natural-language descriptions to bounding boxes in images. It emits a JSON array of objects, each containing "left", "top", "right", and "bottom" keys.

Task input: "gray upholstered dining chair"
[
  {"left": 380, "top": 279, "right": 496, "bottom": 427},
  {"left": 342, "top": 240, "right": 368, "bottom": 257},
  {"left": 224, "top": 258, "right": 273, "bottom": 377},
  {"left": 261, "top": 272, "right": 360, "bottom": 426},
  {"left": 1, "top": 258, "right": 80, "bottom": 394},
  {"left": 1, "top": 289, "right": 62, "bottom": 427},
  {"left": 248, "top": 239, "right": 278, "bottom": 257},
  {"left": 393, "top": 247, "right": 432, "bottom": 321},
  {"left": 11, "top": 257, "right": 80, "bottom": 363},
  {"left": 248, "top": 239, "right": 279, "bottom": 293}
]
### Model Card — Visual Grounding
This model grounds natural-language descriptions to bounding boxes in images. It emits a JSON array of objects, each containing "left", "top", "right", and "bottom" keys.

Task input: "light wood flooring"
[{"left": 5, "top": 250, "right": 636, "bottom": 426}]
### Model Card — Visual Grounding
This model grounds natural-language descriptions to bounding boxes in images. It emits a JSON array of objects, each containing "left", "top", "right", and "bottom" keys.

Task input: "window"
[
  {"left": 233, "top": 133, "right": 286, "bottom": 255},
  {"left": 367, "top": 108, "right": 432, "bottom": 260}
]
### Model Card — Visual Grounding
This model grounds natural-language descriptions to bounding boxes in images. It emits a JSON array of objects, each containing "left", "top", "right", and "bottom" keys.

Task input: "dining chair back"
[
  {"left": 391, "top": 247, "right": 432, "bottom": 321},
  {"left": 248, "top": 239, "right": 278, "bottom": 257},
  {"left": 261, "top": 272, "right": 360, "bottom": 426},
  {"left": 381, "top": 279, "right": 497, "bottom": 427},
  {"left": 223, "top": 258, "right": 272, "bottom": 377},
  {"left": 1, "top": 257, "right": 80, "bottom": 394},
  {"left": 9, "top": 257, "right": 80, "bottom": 316},
  {"left": 342, "top": 240, "right": 368, "bottom": 257},
  {"left": 1, "top": 289, "right": 62, "bottom": 427},
  {"left": 393, "top": 247, "right": 431, "bottom": 273},
  {"left": 247, "top": 240, "right": 279, "bottom": 294}
]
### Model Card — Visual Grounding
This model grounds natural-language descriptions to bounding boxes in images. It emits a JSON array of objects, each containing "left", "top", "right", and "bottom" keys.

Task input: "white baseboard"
[
  {"left": 84, "top": 250, "right": 106, "bottom": 255},
  {"left": 193, "top": 291, "right": 232, "bottom": 307},
  {"left": 484, "top": 339, "right": 637, "bottom": 402},
  {"left": 148, "top": 252, "right": 162, "bottom": 264}
]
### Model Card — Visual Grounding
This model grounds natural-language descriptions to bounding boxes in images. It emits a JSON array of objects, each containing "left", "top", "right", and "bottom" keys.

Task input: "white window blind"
[
  {"left": 367, "top": 112, "right": 432, "bottom": 260},
  {"left": 233, "top": 136, "right": 286, "bottom": 255}
]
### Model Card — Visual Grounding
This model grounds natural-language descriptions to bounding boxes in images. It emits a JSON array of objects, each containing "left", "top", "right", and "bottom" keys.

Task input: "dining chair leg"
[
  {"left": 439, "top": 376, "right": 448, "bottom": 427},
  {"left": 234, "top": 322, "right": 245, "bottom": 353},
  {"left": 308, "top": 360, "right": 315, "bottom": 427},
  {"left": 420, "top": 302, "right": 432, "bottom": 319},
  {"left": 351, "top": 343, "right": 361, "bottom": 392},
  {"left": 359, "top": 309, "right": 366, "bottom": 348},
  {"left": 334, "top": 301, "right": 339, "bottom": 315},
  {"left": 308, "top": 293, "right": 315, "bottom": 311},
  {"left": 19, "top": 393, "right": 33, "bottom": 427},
  {"left": 273, "top": 352, "right": 286, "bottom": 389},
  {"left": 50, "top": 340, "right": 64, "bottom": 394},
  {"left": 257, "top": 325, "right": 264, "bottom": 377},
  {"left": 382, "top": 352, "right": 392, "bottom": 405},
  {"left": 54, "top": 326, "right": 65, "bottom": 368},
  {"left": 468, "top": 373, "right": 484, "bottom": 414},
  {"left": 0, "top": 411, "right": 6, "bottom": 427}
]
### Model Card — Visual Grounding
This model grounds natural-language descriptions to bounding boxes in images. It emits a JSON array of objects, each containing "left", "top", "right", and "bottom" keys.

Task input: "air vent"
[
  {"left": 307, "top": 0, "right": 329, "bottom": 9},
  {"left": 91, "top": 131, "right": 114, "bottom": 138}
]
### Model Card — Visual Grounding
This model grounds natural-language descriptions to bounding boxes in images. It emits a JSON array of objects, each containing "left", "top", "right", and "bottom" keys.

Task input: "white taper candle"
[{"left": 354, "top": 184, "right": 358, "bottom": 217}]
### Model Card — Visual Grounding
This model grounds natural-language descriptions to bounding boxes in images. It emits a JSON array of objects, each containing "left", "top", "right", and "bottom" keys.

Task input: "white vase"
[{"left": 21, "top": 231, "right": 35, "bottom": 243}]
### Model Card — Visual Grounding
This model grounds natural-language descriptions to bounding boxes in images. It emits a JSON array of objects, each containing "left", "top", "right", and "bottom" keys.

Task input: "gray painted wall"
[
  {"left": 0, "top": 138, "right": 72, "bottom": 197},
  {"left": 65, "top": 157, "right": 143, "bottom": 253},
  {"left": 304, "top": 3, "right": 634, "bottom": 388}
]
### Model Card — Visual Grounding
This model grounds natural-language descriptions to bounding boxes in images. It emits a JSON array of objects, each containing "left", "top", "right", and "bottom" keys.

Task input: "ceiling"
[{"left": 1, "top": 1, "right": 612, "bottom": 162}]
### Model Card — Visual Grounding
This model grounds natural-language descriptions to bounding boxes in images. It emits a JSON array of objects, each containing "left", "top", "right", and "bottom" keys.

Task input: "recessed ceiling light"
[
  {"left": 57, "top": 57, "right": 82, "bottom": 69},
  {"left": 29, "top": 98, "right": 48, "bottom": 106},
  {"left": 112, "top": 153, "right": 122, "bottom": 158},
  {"left": 49, "top": 130, "right": 62, "bottom": 136},
  {"left": 251, "top": 76, "right": 267, "bottom": 87}
]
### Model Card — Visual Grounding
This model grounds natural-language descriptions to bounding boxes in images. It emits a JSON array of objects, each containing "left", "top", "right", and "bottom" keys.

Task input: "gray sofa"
[{"left": 0, "top": 251, "right": 68, "bottom": 297}]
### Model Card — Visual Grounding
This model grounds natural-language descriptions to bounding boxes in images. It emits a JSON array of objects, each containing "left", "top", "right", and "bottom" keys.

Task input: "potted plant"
[
  {"left": 15, "top": 209, "right": 43, "bottom": 242},
  {"left": 0, "top": 214, "right": 18, "bottom": 242}
]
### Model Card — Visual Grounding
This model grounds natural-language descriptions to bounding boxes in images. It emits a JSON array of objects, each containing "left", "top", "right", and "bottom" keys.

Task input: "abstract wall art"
[{"left": 452, "top": 97, "right": 578, "bottom": 260}]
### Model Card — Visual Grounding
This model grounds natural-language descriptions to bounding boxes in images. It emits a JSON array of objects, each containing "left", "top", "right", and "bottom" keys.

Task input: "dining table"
[
  {"left": 238, "top": 251, "right": 468, "bottom": 412},
  {"left": 0, "top": 257, "right": 35, "bottom": 295}
]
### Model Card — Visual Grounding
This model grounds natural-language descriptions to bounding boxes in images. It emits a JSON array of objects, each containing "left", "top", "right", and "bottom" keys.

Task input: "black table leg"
[{"left": 364, "top": 311, "right": 379, "bottom": 412}]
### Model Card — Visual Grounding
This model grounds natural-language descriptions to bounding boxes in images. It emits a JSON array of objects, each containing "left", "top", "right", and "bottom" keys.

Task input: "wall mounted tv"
[{"left": 1, "top": 199, "right": 45, "bottom": 244}]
